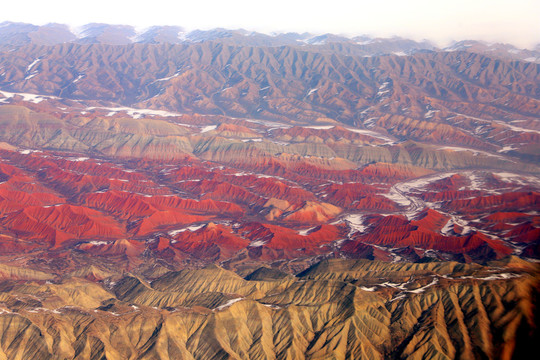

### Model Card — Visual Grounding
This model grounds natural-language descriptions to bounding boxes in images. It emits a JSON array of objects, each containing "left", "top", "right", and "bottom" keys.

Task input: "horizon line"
[{"left": 0, "top": 20, "right": 538, "bottom": 50}]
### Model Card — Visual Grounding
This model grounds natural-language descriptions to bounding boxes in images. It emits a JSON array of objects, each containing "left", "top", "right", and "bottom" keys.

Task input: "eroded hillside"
[{"left": 0, "top": 259, "right": 537, "bottom": 359}]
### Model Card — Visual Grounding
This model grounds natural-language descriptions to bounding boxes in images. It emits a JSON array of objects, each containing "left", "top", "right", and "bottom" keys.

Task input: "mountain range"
[
  {"left": 1, "top": 21, "right": 539, "bottom": 61},
  {"left": 0, "top": 22, "right": 538, "bottom": 359}
]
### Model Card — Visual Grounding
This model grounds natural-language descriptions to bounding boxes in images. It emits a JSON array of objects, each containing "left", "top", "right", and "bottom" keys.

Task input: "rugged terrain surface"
[
  {"left": 0, "top": 258, "right": 537, "bottom": 359},
  {"left": 0, "top": 23, "right": 538, "bottom": 359}
]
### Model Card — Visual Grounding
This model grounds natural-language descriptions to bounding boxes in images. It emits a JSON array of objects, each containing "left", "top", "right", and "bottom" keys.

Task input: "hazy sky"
[{"left": 2, "top": 0, "right": 539, "bottom": 48}]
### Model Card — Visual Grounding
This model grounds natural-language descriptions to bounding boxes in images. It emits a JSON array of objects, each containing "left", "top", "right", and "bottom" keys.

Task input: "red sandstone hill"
[
  {"left": 0, "top": 139, "right": 536, "bottom": 263},
  {"left": 171, "top": 223, "right": 250, "bottom": 261},
  {"left": 344, "top": 214, "right": 512, "bottom": 259},
  {"left": 443, "top": 192, "right": 540, "bottom": 214},
  {"left": 1, "top": 204, "right": 125, "bottom": 247}
]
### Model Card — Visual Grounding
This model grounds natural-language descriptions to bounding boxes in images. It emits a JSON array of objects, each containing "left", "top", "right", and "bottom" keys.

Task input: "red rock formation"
[
  {"left": 171, "top": 223, "right": 250, "bottom": 260},
  {"left": 238, "top": 222, "right": 342, "bottom": 252},
  {"left": 346, "top": 214, "right": 513, "bottom": 259},
  {"left": 283, "top": 201, "right": 342, "bottom": 223},
  {"left": 136, "top": 211, "right": 208, "bottom": 236},
  {"left": 178, "top": 180, "right": 264, "bottom": 206},
  {"left": 411, "top": 209, "right": 450, "bottom": 233},
  {"left": 1, "top": 204, "right": 125, "bottom": 247},
  {"left": 444, "top": 192, "right": 540, "bottom": 214}
]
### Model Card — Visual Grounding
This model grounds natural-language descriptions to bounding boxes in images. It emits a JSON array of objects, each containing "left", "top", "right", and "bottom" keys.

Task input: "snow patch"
[
  {"left": 344, "top": 214, "right": 367, "bottom": 237},
  {"left": 345, "top": 127, "right": 395, "bottom": 144},
  {"left": 396, "top": 173, "right": 457, "bottom": 193},
  {"left": 152, "top": 71, "right": 182, "bottom": 83},
  {"left": 200, "top": 125, "right": 217, "bottom": 133},
  {"left": 468, "top": 173, "right": 483, "bottom": 191},
  {"left": 438, "top": 146, "right": 505, "bottom": 159},
  {"left": 214, "top": 297, "right": 244, "bottom": 311},
  {"left": 495, "top": 172, "right": 540, "bottom": 186},
  {"left": 494, "top": 121, "right": 540, "bottom": 134},
  {"left": 168, "top": 224, "right": 206, "bottom": 236},
  {"left": 440, "top": 219, "right": 454, "bottom": 236},
  {"left": 306, "top": 88, "right": 319, "bottom": 96},
  {"left": 304, "top": 125, "right": 334, "bottom": 130},
  {"left": 25, "top": 72, "right": 38, "bottom": 80},
  {"left": 26, "top": 58, "right": 41, "bottom": 72},
  {"left": 73, "top": 74, "right": 84, "bottom": 83},
  {"left": 298, "top": 227, "right": 316, "bottom": 236},
  {"left": 459, "top": 273, "right": 520, "bottom": 281},
  {"left": 246, "top": 118, "right": 291, "bottom": 129},
  {"left": 87, "top": 241, "right": 108, "bottom": 246},
  {"left": 86, "top": 106, "right": 182, "bottom": 119},
  {"left": 498, "top": 146, "right": 516, "bottom": 153},
  {"left": 68, "top": 157, "right": 89, "bottom": 162},
  {"left": 0, "top": 90, "right": 57, "bottom": 104},
  {"left": 424, "top": 109, "right": 439, "bottom": 118},
  {"left": 406, "top": 277, "right": 438, "bottom": 294},
  {"left": 359, "top": 286, "right": 376, "bottom": 292},
  {"left": 382, "top": 188, "right": 411, "bottom": 207},
  {"left": 249, "top": 240, "right": 268, "bottom": 247},
  {"left": 262, "top": 303, "right": 282, "bottom": 309},
  {"left": 381, "top": 281, "right": 409, "bottom": 290}
]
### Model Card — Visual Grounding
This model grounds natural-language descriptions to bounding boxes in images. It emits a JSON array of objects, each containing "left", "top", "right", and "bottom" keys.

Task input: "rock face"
[{"left": 0, "top": 23, "right": 538, "bottom": 359}]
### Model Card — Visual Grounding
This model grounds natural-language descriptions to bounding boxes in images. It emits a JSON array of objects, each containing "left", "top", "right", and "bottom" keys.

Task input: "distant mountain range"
[{"left": 1, "top": 21, "right": 539, "bottom": 62}]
